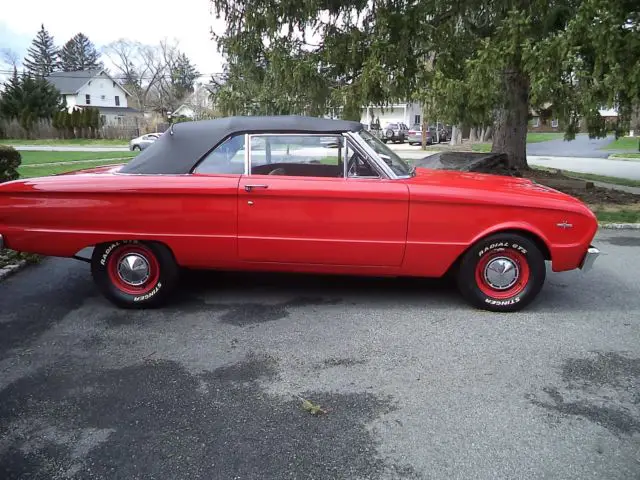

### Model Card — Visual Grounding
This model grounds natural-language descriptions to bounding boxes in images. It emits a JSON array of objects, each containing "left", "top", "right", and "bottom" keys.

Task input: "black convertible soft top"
[{"left": 119, "top": 115, "right": 364, "bottom": 175}]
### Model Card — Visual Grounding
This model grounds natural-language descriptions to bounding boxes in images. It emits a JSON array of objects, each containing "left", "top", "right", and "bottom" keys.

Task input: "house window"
[
  {"left": 85, "top": 94, "right": 91, "bottom": 105},
  {"left": 533, "top": 117, "right": 540, "bottom": 127},
  {"left": 551, "top": 119, "right": 559, "bottom": 128},
  {"left": 414, "top": 114, "right": 421, "bottom": 126},
  {"left": 100, "top": 95, "right": 106, "bottom": 101},
  {"left": 115, "top": 96, "right": 120, "bottom": 106}
]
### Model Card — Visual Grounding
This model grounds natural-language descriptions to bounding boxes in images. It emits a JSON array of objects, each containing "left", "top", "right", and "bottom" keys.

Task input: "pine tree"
[
  {"left": 0, "top": 73, "right": 63, "bottom": 137},
  {"left": 59, "top": 33, "right": 102, "bottom": 72},
  {"left": 23, "top": 24, "right": 58, "bottom": 76}
]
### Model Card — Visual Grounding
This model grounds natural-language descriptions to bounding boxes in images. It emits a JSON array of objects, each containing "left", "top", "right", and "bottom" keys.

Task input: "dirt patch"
[{"left": 520, "top": 169, "right": 640, "bottom": 207}]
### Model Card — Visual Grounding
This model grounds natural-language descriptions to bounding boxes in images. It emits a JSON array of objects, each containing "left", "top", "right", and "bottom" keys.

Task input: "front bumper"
[{"left": 579, "top": 245, "right": 600, "bottom": 272}]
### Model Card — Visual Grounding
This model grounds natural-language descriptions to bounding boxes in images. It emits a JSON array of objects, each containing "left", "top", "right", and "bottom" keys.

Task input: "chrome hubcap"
[
  {"left": 117, "top": 254, "right": 150, "bottom": 286},
  {"left": 483, "top": 257, "right": 519, "bottom": 290}
]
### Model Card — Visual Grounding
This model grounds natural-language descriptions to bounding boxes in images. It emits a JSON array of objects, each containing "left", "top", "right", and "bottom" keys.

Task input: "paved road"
[
  {"left": 526, "top": 134, "right": 627, "bottom": 158},
  {"left": 1, "top": 230, "right": 639, "bottom": 479}
]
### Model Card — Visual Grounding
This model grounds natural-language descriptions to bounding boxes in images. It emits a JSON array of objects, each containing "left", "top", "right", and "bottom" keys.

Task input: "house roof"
[
  {"left": 45, "top": 69, "right": 132, "bottom": 97},
  {"left": 120, "top": 115, "right": 363, "bottom": 175}
]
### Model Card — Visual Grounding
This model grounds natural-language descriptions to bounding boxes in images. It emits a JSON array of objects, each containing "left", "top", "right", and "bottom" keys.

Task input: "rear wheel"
[
  {"left": 456, "top": 233, "right": 546, "bottom": 312},
  {"left": 91, "top": 240, "right": 179, "bottom": 308}
]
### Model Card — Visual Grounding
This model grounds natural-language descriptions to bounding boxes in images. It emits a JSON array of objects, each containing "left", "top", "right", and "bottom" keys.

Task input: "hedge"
[{"left": 0, "top": 145, "right": 22, "bottom": 182}]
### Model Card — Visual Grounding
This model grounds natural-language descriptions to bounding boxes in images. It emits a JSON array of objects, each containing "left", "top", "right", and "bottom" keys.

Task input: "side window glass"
[
  {"left": 346, "top": 143, "right": 379, "bottom": 178},
  {"left": 193, "top": 134, "right": 246, "bottom": 174},
  {"left": 250, "top": 135, "right": 344, "bottom": 178}
]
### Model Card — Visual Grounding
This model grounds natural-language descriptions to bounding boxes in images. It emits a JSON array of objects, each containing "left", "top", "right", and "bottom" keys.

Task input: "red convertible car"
[{"left": 0, "top": 116, "right": 599, "bottom": 312}]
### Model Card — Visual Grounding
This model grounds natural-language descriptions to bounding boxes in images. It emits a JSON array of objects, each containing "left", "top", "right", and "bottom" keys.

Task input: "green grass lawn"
[
  {"left": 525, "top": 132, "right": 564, "bottom": 143},
  {"left": 2, "top": 138, "right": 128, "bottom": 147},
  {"left": 594, "top": 209, "right": 640, "bottom": 223},
  {"left": 471, "top": 143, "right": 491, "bottom": 152},
  {"left": 601, "top": 136, "right": 640, "bottom": 151},
  {"left": 18, "top": 150, "right": 137, "bottom": 165},
  {"left": 471, "top": 133, "right": 564, "bottom": 153},
  {"left": 19, "top": 159, "right": 132, "bottom": 178}
]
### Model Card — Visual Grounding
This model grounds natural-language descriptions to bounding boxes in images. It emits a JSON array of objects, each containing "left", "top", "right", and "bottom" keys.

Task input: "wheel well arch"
[
  {"left": 75, "top": 239, "right": 178, "bottom": 263},
  {"left": 445, "top": 228, "right": 552, "bottom": 277}
]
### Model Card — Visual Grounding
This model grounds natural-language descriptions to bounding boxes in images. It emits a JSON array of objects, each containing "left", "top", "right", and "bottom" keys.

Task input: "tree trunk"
[
  {"left": 469, "top": 127, "right": 478, "bottom": 142},
  {"left": 421, "top": 117, "right": 428, "bottom": 150},
  {"left": 449, "top": 124, "right": 462, "bottom": 145},
  {"left": 491, "top": 69, "right": 530, "bottom": 169},
  {"left": 482, "top": 126, "right": 493, "bottom": 142}
]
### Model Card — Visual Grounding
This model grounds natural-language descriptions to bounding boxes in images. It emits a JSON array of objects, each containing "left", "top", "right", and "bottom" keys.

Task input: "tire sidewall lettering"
[
  {"left": 100, "top": 240, "right": 140, "bottom": 266},
  {"left": 484, "top": 296, "right": 522, "bottom": 306},
  {"left": 133, "top": 282, "right": 162, "bottom": 302},
  {"left": 478, "top": 242, "right": 528, "bottom": 258},
  {"left": 100, "top": 242, "right": 120, "bottom": 266}
]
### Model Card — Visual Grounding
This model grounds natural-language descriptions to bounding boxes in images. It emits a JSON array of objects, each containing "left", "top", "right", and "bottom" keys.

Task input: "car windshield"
[{"left": 357, "top": 130, "right": 413, "bottom": 177}]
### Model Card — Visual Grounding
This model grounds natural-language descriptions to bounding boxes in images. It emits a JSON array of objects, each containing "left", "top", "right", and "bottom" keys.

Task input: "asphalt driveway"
[
  {"left": 526, "top": 134, "right": 624, "bottom": 158},
  {"left": 1, "top": 229, "right": 639, "bottom": 479}
]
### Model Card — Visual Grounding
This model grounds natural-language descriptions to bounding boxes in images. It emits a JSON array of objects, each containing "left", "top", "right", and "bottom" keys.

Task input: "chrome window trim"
[
  {"left": 345, "top": 131, "right": 399, "bottom": 179},
  {"left": 344, "top": 136, "right": 384, "bottom": 179},
  {"left": 244, "top": 133, "right": 250, "bottom": 175},
  {"left": 247, "top": 132, "right": 345, "bottom": 177}
]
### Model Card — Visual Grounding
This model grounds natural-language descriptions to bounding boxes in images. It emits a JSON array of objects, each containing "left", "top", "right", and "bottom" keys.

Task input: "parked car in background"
[
  {"left": 436, "top": 124, "right": 452, "bottom": 142},
  {"left": 0, "top": 115, "right": 600, "bottom": 313},
  {"left": 129, "top": 133, "right": 162, "bottom": 151},
  {"left": 408, "top": 125, "right": 436, "bottom": 145},
  {"left": 381, "top": 122, "right": 409, "bottom": 143}
]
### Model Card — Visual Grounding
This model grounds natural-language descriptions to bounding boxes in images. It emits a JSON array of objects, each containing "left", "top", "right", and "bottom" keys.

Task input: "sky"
[{"left": 0, "top": 0, "right": 227, "bottom": 80}]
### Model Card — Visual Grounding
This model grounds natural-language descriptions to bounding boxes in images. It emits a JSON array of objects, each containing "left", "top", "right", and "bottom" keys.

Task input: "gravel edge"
[
  {"left": 599, "top": 222, "right": 640, "bottom": 230},
  {"left": 0, "top": 259, "right": 28, "bottom": 282}
]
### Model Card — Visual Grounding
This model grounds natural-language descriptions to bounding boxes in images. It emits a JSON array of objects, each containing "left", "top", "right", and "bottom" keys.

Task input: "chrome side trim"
[
  {"left": 580, "top": 245, "right": 600, "bottom": 272},
  {"left": 0, "top": 234, "right": 4, "bottom": 251}
]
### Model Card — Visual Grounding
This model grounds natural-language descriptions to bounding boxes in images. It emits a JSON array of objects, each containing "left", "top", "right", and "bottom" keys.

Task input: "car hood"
[{"left": 407, "top": 167, "right": 590, "bottom": 213}]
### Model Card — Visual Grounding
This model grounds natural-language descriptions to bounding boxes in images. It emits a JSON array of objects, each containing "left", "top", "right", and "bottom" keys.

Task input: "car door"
[{"left": 237, "top": 133, "right": 409, "bottom": 266}]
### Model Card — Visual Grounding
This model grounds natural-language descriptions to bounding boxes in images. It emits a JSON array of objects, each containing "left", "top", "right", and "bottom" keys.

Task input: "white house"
[
  {"left": 45, "top": 70, "right": 140, "bottom": 126},
  {"left": 361, "top": 102, "right": 423, "bottom": 128},
  {"left": 170, "top": 82, "right": 217, "bottom": 120}
]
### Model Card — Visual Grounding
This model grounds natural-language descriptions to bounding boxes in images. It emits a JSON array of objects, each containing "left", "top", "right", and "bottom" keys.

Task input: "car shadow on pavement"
[{"left": 173, "top": 268, "right": 464, "bottom": 307}]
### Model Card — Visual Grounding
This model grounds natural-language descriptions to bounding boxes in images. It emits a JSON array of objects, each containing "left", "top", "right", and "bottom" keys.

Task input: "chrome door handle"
[{"left": 244, "top": 184, "right": 269, "bottom": 192}]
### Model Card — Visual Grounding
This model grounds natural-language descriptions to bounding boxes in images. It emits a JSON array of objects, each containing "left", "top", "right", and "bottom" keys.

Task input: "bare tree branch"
[{"left": 0, "top": 48, "right": 20, "bottom": 69}]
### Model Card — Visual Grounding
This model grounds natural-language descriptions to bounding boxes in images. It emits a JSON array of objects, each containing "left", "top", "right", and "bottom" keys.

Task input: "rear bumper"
[{"left": 579, "top": 245, "right": 600, "bottom": 272}]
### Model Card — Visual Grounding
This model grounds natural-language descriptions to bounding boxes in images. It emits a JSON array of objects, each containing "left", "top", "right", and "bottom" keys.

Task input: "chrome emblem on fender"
[{"left": 556, "top": 221, "right": 573, "bottom": 229}]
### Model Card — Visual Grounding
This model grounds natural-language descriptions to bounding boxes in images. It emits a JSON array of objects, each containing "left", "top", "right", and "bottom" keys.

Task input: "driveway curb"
[
  {"left": 599, "top": 222, "right": 640, "bottom": 230},
  {"left": 0, "top": 260, "right": 27, "bottom": 282}
]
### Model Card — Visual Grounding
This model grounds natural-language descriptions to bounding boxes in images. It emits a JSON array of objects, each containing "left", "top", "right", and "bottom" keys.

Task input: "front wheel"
[
  {"left": 456, "top": 233, "right": 546, "bottom": 312},
  {"left": 91, "top": 240, "right": 179, "bottom": 308}
]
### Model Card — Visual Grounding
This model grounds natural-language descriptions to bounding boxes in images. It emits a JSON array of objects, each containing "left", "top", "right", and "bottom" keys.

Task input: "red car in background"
[{"left": 0, "top": 116, "right": 600, "bottom": 311}]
